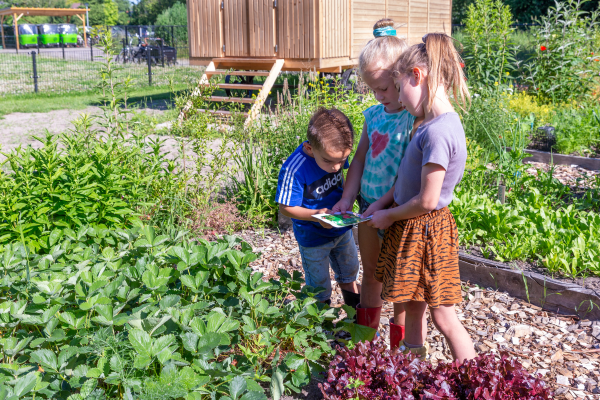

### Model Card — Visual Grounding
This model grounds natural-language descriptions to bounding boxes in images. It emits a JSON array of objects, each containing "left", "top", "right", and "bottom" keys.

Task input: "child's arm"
[
  {"left": 279, "top": 204, "right": 333, "bottom": 229},
  {"left": 361, "top": 185, "right": 394, "bottom": 217},
  {"left": 367, "top": 163, "right": 446, "bottom": 230},
  {"left": 332, "top": 122, "right": 369, "bottom": 214}
]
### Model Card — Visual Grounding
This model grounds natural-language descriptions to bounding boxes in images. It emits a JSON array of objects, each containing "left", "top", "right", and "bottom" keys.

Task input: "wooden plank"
[
  {"left": 317, "top": 0, "right": 322, "bottom": 59},
  {"left": 206, "top": 70, "right": 272, "bottom": 76},
  {"left": 249, "top": 0, "right": 255, "bottom": 55},
  {"left": 218, "top": 83, "right": 264, "bottom": 89},
  {"left": 309, "top": 0, "right": 315, "bottom": 58},
  {"left": 246, "top": 59, "right": 284, "bottom": 126},
  {"left": 299, "top": 0, "right": 304, "bottom": 58},
  {"left": 458, "top": 256, "right": 600, "bottom": 321},
  {"left": 232, "top": 0, "right": 238, "bottom": 55},
  {"left": 210, "top": 96, "right": 256, "bottom": 103}
]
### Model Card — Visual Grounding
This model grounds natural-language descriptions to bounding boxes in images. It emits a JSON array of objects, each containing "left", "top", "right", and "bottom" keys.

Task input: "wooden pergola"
[{"left": 0, "top": 7, "right": 89, "bottom": 51}]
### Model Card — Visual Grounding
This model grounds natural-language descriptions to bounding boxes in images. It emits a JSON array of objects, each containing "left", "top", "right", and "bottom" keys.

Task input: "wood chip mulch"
[{"left": 230, "top": 228, "right": 600, "bottom": 400}]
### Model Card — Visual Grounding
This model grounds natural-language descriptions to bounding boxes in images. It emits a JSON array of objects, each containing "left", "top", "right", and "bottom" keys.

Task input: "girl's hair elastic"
[{"left": 373, "top": 26, "right": 397, "bottom": 37}]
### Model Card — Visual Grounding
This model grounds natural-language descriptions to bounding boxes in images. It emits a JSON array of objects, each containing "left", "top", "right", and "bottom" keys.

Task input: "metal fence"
[{"left": 0, "top": 25, "right": 200, "bottom": 96}]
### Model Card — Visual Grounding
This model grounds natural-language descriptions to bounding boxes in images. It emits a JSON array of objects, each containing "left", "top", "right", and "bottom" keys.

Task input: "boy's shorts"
[
  {"left": 298, "top": 229, "right": 360, "bottom": 302},
  {"left": 357, "top": 194, "right": 385, "bottom": 240},
  {"left": 374, "top": 206, "right": 463, "bottom": 308}
]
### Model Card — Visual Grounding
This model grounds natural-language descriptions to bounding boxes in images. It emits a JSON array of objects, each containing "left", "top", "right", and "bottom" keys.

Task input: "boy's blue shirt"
[{"left": 275, "top": 142, "right": 351, "bottom": 247}]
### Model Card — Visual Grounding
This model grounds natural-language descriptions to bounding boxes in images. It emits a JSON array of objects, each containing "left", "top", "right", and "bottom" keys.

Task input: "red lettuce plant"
[{"left": 319, "top": 337, "right": 552, "bottom": 400}]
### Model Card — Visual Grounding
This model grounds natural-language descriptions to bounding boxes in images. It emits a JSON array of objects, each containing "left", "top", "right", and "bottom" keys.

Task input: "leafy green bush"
[
  {"left": 461, "top": 0, "right": 517, "bottom": 88},
  {"left": 552, "top": 107, "right": 600, "bottom": 156},
  {"left": 524, "top": 0, "right": 599, "bottom": 102},
  {"left": 0, "top": 130, "right": 181, "bottom": 251},
  {"left": 0, "top": 225, "right": 340, "bottom": 399}
]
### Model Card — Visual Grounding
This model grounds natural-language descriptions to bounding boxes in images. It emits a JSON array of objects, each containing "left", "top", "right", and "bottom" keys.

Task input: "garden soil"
[{"left": 224, "top": 228, "right": 600, "bottom": 400}]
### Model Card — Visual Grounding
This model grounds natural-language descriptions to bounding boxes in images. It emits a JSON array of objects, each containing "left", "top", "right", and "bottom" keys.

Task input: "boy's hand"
[
  {"left": 313, "top": 208, "right": 333, "bottom": 229},
  {"left": 367, "top": 209, "right": 394, "bottom": 230},
  {"left": 332, "top": 198, "right": 353, "bottom": 214},
  {"left": 362, "top": 199, "right": 385, "bottom": 218}
]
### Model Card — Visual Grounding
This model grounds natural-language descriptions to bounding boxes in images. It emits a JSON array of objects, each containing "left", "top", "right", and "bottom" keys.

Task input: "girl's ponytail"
[
  {"left": 358, "top": 19, "right": 409, "bottom": 77},
  {"left": 395, "top": 33, "right": 469, "bottom": 110}
]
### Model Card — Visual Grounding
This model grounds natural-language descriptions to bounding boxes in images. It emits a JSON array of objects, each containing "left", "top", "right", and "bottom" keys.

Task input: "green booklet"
[{"left": 313, "top": 212, "right": 372, "bottom": 228}]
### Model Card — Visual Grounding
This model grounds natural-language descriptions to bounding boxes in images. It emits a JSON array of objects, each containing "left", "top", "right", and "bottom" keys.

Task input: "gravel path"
[{"left": 223, "top": 228, "right": 600, "bottom": 400}]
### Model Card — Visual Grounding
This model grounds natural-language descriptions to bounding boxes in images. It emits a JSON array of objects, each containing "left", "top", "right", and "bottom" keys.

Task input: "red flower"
[
  {"left": 592, "top": 52, "right": 595, "bottom": 55},
  {"left": 595, "top": 59, "right": 599, "bottom": 62},
  {"left": 460, "top": 62, "right": 465, "bottom": 68},
  {"left": 540, "top": 46, "right": 547, "bottom": 51}
]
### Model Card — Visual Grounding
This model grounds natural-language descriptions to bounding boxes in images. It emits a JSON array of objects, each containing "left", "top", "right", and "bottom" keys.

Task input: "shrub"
[
  {"left": 461, "top": 0, "right": 517, "bottom": 89},
  {"left": 0, "top": 130, "right": 181, "bottom": 251},
  {"left": 506, "top": 92, "right": 555, "bottom": 124},
  {"left": 524, "top": 0, "right": 600, "bottom": 103},
  {"left": 319, "top": 338, "right": 553, "bottom": 400}
]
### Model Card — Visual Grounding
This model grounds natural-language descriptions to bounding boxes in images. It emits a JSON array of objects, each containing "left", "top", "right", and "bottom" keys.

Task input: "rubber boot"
[
  {"left": 397, "top": 340, "right": 430, "bottom": 359},
  {"left": 389, "top": 317, "right": 405, "bottom": 349},
  {"left": 356, "top": 303, "right": 381, "bottom": 330},
  {"left": 341, "top": 288, "right": 361, "bottom": 309}
]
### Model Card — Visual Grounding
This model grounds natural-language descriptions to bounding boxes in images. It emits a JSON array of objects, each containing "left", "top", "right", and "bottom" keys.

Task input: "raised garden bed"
[
  {"left": 510, "top": 148, "right": 600, "bottom": 170},
  {"left": 459, "top": 251, "right": 600, "bottom": 321}
]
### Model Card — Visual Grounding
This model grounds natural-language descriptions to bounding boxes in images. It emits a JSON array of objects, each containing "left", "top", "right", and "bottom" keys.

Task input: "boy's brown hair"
[{"left": 307, "top": 108, "right": 355, "bottom": 152}]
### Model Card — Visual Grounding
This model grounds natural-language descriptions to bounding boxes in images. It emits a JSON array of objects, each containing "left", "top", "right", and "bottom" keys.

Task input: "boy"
[{"left": 276, "top": 108, "right": 360, "bottom": 306}]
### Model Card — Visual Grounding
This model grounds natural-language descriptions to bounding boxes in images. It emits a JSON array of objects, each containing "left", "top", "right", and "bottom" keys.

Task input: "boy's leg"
[
  {"left": 328, "top": 230, "right": 360, "bottom": 304},
  {"left": 430, "top": 304, "right": 476, "bottom": 362},
  {"left": 298, "top": 241, "right": 335, "bottom": 303}
]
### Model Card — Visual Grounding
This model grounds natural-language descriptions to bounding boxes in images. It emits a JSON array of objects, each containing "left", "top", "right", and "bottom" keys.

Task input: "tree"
[
  {"left": 130, "top": 0, "right": 183, "bottom": 25},
  {"left": 155, "top": 2, "right": 186, "bottom": 26},
  {"left": 89, "top": 0, "right": 119, "bottom": 25}
]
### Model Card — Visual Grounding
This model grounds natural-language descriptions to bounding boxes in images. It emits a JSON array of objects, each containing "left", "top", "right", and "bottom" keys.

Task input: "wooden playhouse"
[{"left": 183, "top": 0, "right": 452, "bottom": 123}]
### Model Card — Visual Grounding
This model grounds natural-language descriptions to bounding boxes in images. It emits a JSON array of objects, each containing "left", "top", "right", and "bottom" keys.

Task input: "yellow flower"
[
  {"left": 269, "top": 91, "right": 272, "bottom": 94},
  {"left": 494, "top": 82, "right": 499, "bottom": 86},
  {"left": 505, "top": 72, "right": 510, "bottom": 76}
]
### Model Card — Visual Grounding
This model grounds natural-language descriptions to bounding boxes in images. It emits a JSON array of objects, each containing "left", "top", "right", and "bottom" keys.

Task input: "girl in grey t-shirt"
[{"left": 362, "top": 33, "right": 477, "bottom": 363}]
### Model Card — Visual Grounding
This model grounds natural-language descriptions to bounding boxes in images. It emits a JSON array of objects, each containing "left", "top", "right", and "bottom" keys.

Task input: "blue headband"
[{"left": 373, "top": 27, "right": 396, "bottom": 37}]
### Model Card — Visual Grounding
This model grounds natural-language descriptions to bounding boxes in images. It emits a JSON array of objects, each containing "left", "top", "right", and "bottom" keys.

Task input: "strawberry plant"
[
  {"left": 319, "top": 338, "right": 552, "bottom": 400},
  {"left": 0, "top": 225, "right": 339, "bottom": 399}
]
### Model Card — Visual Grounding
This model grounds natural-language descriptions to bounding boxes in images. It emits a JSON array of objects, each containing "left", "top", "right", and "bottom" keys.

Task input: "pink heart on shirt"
[{"left": 371, "top": 131, "right": 389, "bottom": 158}]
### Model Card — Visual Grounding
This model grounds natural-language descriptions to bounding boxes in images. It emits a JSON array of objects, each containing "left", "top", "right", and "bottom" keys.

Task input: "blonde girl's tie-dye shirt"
[{"left": 360, "top": 104, "right": 416, "bottom": 204}]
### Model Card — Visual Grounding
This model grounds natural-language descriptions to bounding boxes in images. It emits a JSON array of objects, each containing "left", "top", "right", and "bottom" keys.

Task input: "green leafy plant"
[
  {"left": 462, "top": 0, "right": 517, "bottom": 88},
  {"left": 0, "top": 225, "right": 340, "bottom": 399},
  {"left": 524, "top": 0, "right": 600, "bottom": 103}
]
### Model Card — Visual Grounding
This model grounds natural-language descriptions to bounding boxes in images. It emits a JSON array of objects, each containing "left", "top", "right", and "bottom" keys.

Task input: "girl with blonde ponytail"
[
  {"left": 363, "top": 33, "right": 477, "bottom": 362},
  {"left": 332, "top": 18, "right": 424, "bottom": 348}
]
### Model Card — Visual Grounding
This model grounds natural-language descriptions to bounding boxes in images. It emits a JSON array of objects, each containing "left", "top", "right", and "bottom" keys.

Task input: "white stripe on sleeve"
[
  {"left": 283, "top": 157, "right": 306, "bottom": 205},
  {"left": 277, "top": 153, "right": 302, "bottom": 204}
]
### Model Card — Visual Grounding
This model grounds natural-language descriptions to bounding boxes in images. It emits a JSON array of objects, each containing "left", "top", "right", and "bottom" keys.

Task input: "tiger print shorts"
[{"left": 374, "top": 206, "right": 463, "bottom": 308}]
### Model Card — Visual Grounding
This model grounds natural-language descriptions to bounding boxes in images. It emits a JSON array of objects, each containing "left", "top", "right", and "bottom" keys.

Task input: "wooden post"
[
  {"left": 1, "top": 16, "right": 5, "bottom": 50},
  {"left": 13, "top": 13, "right": 20, "bottom": 51},
  {"left": 77, "top": 14, "right": 87, "bottom": 47}
]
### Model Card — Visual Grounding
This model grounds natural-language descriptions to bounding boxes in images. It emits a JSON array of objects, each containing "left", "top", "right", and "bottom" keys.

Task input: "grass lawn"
[{"left": 0, "top": 85, "right": 190, "bottom": 117}]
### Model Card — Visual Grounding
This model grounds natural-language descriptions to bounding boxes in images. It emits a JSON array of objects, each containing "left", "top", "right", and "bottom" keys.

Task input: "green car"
[
  {"left": 17, "top": 24, "right": 38, "bottom": 48},
  {"left": 59, "top": 24, "right": 78, "bottom": 47},
  {"left": 38, "top": 24, "right": 60, "bottom": 47}
]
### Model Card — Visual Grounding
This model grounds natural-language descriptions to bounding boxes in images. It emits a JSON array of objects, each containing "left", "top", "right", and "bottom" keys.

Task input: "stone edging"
[{"left": 459, "top": 252, "right": 600, "bottom": 321}]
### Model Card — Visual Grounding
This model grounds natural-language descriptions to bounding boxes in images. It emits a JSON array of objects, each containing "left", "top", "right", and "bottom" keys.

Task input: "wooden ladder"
[{"left": 178, "top": 59, "right": 284, "bottom": 128}]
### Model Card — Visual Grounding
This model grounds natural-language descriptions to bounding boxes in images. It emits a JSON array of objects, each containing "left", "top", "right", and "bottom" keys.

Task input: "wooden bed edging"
[
  {"left": 507, "top": 148, "right": 600, "bottom": 170},
  {"left": 459, "top": 252, "right": 600, "bottom": 321}
]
